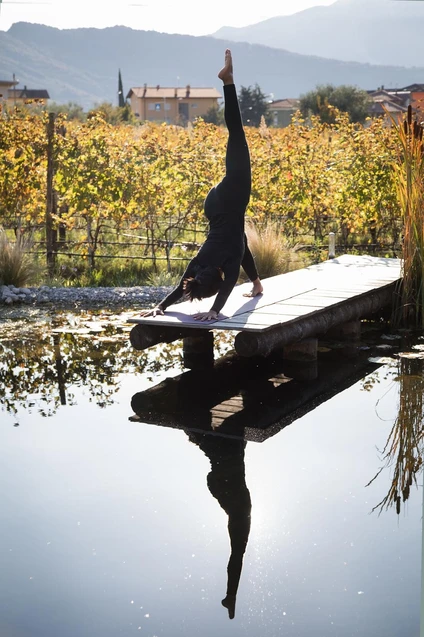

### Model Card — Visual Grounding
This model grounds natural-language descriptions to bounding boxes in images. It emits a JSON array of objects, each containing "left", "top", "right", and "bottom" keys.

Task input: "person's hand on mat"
[
  {"left": 192, "top": 310, "right": 218, "bottom": 322},
  {"left": 139, "top": 306, "right": 164, "bottom": 317}
]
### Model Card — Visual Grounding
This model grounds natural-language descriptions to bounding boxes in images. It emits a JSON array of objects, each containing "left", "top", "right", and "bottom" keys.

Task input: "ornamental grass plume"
[
  {"left": 387, "top": 105, "right": 424, "bottom": 327},
  {"left": 244, "top": 220, "right": 307, "bottom": 280},
  {"left": 0, "top": 228, "right": 43, "bottom": 287}
]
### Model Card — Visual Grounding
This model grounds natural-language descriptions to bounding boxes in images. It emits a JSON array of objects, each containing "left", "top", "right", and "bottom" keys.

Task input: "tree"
[
  {"left": 87, "top": 102, "right": 137, "bottom": 125},
  {"left": 202, "top": 104, "right": 224, "bottom": 126},
  {"left": 299, "top": 84, "right": 372, "bottom": 124},
  {"left": 47, "top": 101, "right": 86, "bottom": 121},
  {"left": 118, "top": 69, "right": 125, "bottom": 108},
  {"left": 238, "top": 84, "right": 272, "bottom": 127}
]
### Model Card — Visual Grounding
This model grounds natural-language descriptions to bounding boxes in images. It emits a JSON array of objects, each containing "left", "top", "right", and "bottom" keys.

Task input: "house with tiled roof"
[
  {"left": 0, "top": 79, "right": 50, "bottom": 108},
  {"left": 8, "top": 86, "right": 50, "bottom": 105},
  {"left": 367, "top": 89, "right": 408, "bottom": 118},
  {"left": 269, "top": 98, "right": 301, "bottom": 127},
  {"left": 401, "top": 84, "right": 424, "bottom": 114},
  {"left": 367, "top": 84, "right": 424, "bottom": 119},
  {"left": 127, "top": 84, "right": 222, "bottom": 125},
  {"left": 0, "top": 78, "right": 19, "bottom": 104}
]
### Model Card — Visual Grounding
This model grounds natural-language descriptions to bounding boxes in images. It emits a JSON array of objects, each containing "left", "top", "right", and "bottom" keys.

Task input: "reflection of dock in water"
[{"left": 130, "top": 348, "right": 382, "bottom": 442}]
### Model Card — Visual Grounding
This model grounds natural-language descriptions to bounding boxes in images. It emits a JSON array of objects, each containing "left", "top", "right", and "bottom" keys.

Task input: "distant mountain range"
[
  {"left": 212, "top": 0, "right": 424, "bottom": 68},
  {"left": 1, "top": 19, "right": 424, "bottom": 109}
]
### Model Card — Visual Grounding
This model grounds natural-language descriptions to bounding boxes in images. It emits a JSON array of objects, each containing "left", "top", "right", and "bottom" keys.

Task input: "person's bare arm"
[
  {"left": 193, "top": 262, "right": 239, "bottom": 321},
  {"left": 139, "top": 280, "right": 184, "bottom": 317}
]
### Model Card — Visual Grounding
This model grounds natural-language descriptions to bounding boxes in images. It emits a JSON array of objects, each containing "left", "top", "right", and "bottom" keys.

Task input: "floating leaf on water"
[
  {"left": 368, "top": 356, "right": 397, "bottom": 364},
  {"left": 94, "top": 336, "right": 126, "bottom": 343},
  {"left": 381, "top": 334, "right": 402, "bottom": 341},
  {"left": 412, "top": 344, "right": 424, "bottom": 351},
  {"left": 376, "top": 344, "right": 393, "bottom": 350},
  {"left": 52, "top": 327, "right": 91, "bottom": 335},
  {"left": 398, "top": 351, "right": 424, "bottom": 360},
  {"left": 83, "top": 322, "right": 106, "bottom": 332},
  {"left": 129, "top": 415, "right": 142, "bottom": 422}
]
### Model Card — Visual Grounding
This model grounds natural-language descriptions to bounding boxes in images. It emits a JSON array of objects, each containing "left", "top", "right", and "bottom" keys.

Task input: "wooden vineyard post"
[
  {"left": 53, "top": 333, "right": 67, "bottom": 406},
  {"left": 329, "top": 232, "right": 336, "bottom": 259},
  {"left": 46, "top": 112, "right": 56, "bottom": 276}
]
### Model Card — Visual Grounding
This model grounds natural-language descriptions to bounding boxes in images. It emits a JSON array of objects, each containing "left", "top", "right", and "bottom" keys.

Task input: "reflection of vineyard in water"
[
  {"left": 0, "top": 312, "right": 234, "bottom": 417},
  {"left": 3, "top": 312, "right": 424, "bottom": 517},
  {"left": 366, "top": 352, "right": 424, "bottom": 515}
]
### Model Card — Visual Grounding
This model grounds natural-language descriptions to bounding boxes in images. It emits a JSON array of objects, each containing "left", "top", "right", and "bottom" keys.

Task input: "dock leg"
[
  {"left": 282, "top": 338, "right": 318, "bottom": 381},
  {"left": 183, "top": 332, "right": 215, "bottom": 370},
  {"left": 325, "top": 320, "right": 362, "bottom": 358},
  {"left": 326, "top": 320, "right": 361, "bottom": 341},
  {"left": 283, "top": 338, "right": 318, "bottom": 362}
]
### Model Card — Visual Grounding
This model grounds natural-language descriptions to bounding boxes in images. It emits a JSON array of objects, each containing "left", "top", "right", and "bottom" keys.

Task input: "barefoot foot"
[
  {"left": 218, "top": 49, "right": 234, "bottom": 85},
  {"left": 222, "top": 594, "right": 236, "bottom": 619},
  {"left": 243, "top": 278, "right": 264, "bottom": 298}
]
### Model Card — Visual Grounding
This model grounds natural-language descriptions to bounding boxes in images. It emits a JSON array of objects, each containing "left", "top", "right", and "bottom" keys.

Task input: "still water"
[{"left": 0, "top": 309, "right": 423, "bottom": 637}]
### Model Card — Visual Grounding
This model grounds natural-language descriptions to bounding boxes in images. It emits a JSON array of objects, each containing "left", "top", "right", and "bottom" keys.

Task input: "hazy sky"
[{"left": 0, "top": 0, "right": 336, "bottom": 34}]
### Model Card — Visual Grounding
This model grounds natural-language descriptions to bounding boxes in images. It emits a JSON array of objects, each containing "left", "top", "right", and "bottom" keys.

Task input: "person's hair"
[{"left": 183, "top": 265, "right": 223, "bottom": 301}]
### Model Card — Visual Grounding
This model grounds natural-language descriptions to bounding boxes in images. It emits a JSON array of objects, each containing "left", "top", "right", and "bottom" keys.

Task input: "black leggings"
[
  {"left": 224, "top": 84, "right": 251, "bottom": 189},
  {"left": 220, "top": 85, "right": 257, "bottom": 281}
]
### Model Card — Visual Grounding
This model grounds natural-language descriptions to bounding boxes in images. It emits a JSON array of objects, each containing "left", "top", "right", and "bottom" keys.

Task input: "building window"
[
  {"left": 148, "top": 103, "right": 155, "bottom": 111},
  {"left": 165, "top": 103, "right": 171, "bottom": 111},
  {"left": 191, "top": 103, "right": 198, "bottom": 108},
  {"left": 155, "top": 103, "right": 161, "bottom": 111}
]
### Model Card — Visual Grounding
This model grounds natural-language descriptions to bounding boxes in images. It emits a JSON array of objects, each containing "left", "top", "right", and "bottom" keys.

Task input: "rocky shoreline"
[{"left": 0, "top": 283, "right": 172, "bottom": 309}]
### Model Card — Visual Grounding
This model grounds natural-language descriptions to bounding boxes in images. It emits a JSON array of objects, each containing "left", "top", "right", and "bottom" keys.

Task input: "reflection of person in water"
[{"left": 187, "top": 432, "right": 251, "bottom": 619}]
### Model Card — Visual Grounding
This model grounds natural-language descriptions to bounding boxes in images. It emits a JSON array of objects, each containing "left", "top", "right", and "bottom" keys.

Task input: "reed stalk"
[
  {"left": 367, "top": 357, "right": 424, "bottom": 514},
  {"left": 387, "top": 105, "right": 424, "bottom": 327}
]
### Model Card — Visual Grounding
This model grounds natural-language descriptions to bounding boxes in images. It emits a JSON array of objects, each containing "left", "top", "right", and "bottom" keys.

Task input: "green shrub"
[{"left": 146, "top": 268, "right": 182, "bottom": 287}]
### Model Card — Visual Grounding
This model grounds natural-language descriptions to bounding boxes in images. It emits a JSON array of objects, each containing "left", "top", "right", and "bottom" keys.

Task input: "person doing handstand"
[{"left": 141, "top": 49, "right": 263, "bottom": 322}]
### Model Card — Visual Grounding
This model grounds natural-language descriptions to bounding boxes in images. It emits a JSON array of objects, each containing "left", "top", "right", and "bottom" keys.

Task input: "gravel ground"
[{"left": 0, "top": 283, "right": 172, "bottom": 309}]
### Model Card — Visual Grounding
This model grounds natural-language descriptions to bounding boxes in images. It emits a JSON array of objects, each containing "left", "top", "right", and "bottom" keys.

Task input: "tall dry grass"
[
  {"left": 0, "top": 229, "right": 43, "bottom": 287},
  {"left": 244, "top": 221, "right": 308, "bottom": 280},
  {"left": 387, "top": 105, "right": 424, "bottom": 327}
]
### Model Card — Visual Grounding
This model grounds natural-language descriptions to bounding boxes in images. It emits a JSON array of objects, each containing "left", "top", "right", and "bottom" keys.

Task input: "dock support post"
[
  {"left": 282, "top": 338, "right": 318, "bottom": 381},
  {"left": 325, "top": 320, "right": 361, "bottom": 341},
  {"left": 183, "top": 332, "right": 215, "bottom": 370},
  {"left": 283, "top": 338, "right": 318, "bottom": 362},
  {"left": 325, "top": 320, "right": 362, "bottom": 358}
]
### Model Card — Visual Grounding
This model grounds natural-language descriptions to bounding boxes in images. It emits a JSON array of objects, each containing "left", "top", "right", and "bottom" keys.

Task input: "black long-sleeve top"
[{"left": 158, "top": 84, "right": 257, "bottom": 315}]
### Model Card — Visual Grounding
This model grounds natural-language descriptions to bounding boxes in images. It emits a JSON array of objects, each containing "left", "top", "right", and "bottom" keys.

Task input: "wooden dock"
[{"left": 128, "top": 255, "right": 402, "bottom": 359}]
